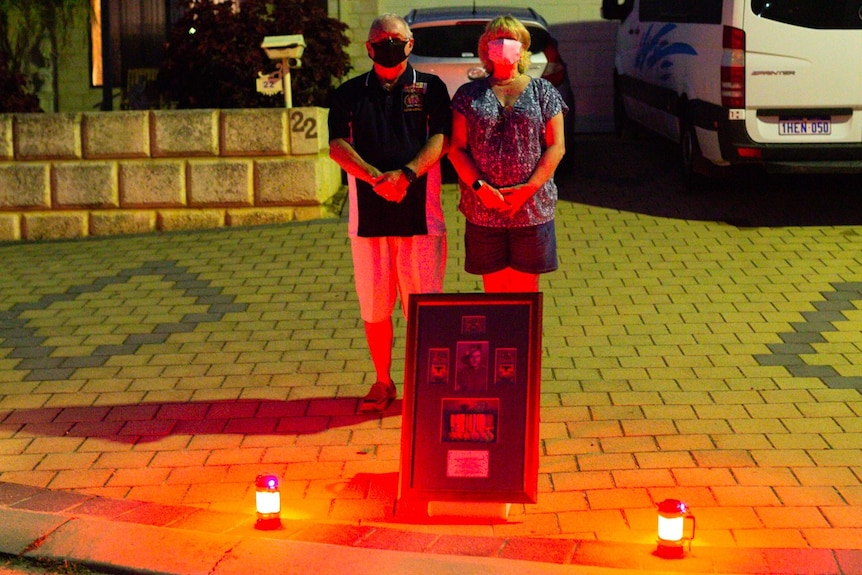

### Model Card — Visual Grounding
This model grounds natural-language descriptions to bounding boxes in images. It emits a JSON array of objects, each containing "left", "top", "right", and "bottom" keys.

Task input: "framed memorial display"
[{"left": 399, "top": 292, "right": 542, "bottom": 504}]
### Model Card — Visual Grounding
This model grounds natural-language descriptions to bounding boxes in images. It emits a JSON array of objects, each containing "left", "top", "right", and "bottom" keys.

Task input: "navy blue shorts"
[{"left": 464, "top": 220, "right": 558, "bottom": 275}]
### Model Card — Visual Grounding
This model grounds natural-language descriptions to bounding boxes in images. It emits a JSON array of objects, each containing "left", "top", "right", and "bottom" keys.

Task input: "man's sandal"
[{"left": 358, "top": 381, "right": 397, "bottom": 413}]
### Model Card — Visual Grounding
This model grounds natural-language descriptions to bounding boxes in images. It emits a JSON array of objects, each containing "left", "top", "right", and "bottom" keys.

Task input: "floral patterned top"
[{"left": 452, "top": 76, "right": 567, "bottom": 228}]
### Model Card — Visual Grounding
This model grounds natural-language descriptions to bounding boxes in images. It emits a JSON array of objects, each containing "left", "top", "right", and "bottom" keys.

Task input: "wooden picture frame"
[{"left": 399, "top": 292, "right": 543, "bottom": 504}]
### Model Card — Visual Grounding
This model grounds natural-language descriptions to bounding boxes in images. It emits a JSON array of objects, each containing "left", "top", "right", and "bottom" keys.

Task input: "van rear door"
[{"left": 743, "top": 0, "right": 862, "bottom": 145}]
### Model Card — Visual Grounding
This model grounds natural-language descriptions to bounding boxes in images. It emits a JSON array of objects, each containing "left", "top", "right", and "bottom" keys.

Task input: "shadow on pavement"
[
  {"left": 0, "top": 398, "right": 401, "bottom": 444},
  {"left": 558, "top": 133, "right": 862, "bottom": 228}
]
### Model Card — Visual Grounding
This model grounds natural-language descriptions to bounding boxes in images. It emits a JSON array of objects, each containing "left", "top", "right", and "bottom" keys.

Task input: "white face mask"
[{"left": 487, "top": 38, "right": 522, "bottom": 66}]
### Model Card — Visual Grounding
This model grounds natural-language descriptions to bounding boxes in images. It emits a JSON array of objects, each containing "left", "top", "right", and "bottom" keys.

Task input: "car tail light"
[
  {"left": 541, "top": 42, "right": 567, "bottom": 87},
  {"left": 721, "top": 26, "right": 745, "bottom": 109}
]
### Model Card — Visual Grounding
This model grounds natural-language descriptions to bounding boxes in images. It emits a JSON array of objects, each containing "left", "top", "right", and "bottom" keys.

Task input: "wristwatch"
[
  {"left": 401, "top": 166, "right": 417, "bottom": 184},
  {"left": 471, "top": 179, "right": 485, "bottom": 191}
]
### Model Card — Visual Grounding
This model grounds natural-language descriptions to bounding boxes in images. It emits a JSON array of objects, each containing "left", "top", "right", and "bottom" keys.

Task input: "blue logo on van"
[{"left": 635, "top": 23, "right": 697, "bottom": 81}]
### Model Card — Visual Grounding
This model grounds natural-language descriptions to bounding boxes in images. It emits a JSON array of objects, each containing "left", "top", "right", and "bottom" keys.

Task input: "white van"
[{"left": 601, "top": 0, "right": 862, "bottom": 180}]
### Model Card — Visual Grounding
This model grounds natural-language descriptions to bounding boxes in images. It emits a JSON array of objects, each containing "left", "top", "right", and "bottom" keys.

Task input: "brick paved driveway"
[{"left": 1, "top": 134, "right": 861, "bottom": 569}]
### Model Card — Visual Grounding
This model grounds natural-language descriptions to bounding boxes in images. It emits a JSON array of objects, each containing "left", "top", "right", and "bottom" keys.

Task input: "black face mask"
[{"left": 370, "top": 39, "right": 409, "bottom": 68}]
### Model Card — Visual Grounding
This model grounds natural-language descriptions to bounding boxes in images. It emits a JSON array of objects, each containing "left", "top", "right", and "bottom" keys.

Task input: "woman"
[{"left": 449, "top": 15, "right": 568, "bottom": 293}]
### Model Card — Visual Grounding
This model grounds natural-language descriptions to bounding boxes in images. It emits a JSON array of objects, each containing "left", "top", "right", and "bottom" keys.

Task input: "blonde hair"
[{"left": 478, "top": 15, "right": 532, "bottom": 75}]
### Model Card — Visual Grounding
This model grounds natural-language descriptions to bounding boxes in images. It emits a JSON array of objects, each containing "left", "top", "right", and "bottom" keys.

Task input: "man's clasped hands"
[{"left": 371, "top": 169, "right": 409, "bottom": 203}]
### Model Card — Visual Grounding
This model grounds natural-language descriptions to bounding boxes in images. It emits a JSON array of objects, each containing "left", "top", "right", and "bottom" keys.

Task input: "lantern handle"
[{"left": 686, "top": 512, "right": 696, "bottom": 551}]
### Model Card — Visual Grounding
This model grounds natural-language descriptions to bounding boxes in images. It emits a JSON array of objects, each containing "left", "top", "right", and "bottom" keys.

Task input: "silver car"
[{"left": 405, "top": 6, "right": 576, "bottom": 144}]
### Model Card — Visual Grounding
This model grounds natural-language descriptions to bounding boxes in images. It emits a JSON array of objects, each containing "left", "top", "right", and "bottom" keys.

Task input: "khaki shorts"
[{"left": 351, "top": 234, "right": 447, "bottom": 323}]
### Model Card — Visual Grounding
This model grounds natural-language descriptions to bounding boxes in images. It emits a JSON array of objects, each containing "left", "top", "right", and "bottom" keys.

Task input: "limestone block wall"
[{"left": 0, "top": 108, "right": 343, "bottom": 242}]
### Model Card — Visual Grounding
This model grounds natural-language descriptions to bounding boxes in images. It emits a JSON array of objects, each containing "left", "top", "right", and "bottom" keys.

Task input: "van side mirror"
[{"left": 601, "top": 0, "right": 634, "bottom": 20}]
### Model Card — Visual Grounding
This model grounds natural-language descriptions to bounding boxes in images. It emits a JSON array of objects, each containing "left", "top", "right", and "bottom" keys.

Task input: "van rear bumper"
[
  {"left": 718, "top": 120, "right": 862, "bottom": 174},
  {"left": 616, "top": 76, "right": 862, "bottom": 174}
]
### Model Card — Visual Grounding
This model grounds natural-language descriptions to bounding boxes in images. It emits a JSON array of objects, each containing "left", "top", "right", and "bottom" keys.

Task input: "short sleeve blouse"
[{"left": 451, "top": 77, "right": 567, "bottom": 228}]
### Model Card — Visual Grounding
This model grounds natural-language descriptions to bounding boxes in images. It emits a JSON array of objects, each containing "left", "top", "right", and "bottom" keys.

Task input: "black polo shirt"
[{"left": 328, "top": 65, "right": 451, "bottom": 237}]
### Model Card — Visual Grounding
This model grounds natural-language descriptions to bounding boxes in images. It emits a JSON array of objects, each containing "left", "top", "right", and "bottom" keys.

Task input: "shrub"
[
  {"left": 159, "top": 0, "right": 352, "bottom": 108},
  {"left": 0, "top": 55, "right": 41, "bottom": 113}
]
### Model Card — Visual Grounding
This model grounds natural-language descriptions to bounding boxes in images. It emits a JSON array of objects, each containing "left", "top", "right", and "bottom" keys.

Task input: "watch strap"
[{"left": 401, "top": 166, "right": 417, "bottom": 183}]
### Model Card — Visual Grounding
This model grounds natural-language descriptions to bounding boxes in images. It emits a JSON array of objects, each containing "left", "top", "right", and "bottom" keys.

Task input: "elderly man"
[{"left": 328, "top": 13, "right": 452, "bottom": 413}]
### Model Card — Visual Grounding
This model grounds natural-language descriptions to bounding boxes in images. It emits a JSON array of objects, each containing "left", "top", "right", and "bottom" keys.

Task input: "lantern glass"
[
  {"left": 256, "top": 489, "right": 280, "bottom": 516},
  {"left": 658, "top": 514, "right": 684, "bottom": 542}
]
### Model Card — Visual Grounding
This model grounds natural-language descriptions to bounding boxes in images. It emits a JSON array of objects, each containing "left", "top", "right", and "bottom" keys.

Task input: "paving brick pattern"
[{"left": 1, "top": 135, "right": 861, "bottom": 573}]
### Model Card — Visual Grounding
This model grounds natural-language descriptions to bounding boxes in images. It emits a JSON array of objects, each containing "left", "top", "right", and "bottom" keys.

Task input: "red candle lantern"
[
  {"left": 656, "top": 499, "right": 695, "bottom": 558},
  {"left": 255, "top": 474, "right": 281, "bottom": 530}
]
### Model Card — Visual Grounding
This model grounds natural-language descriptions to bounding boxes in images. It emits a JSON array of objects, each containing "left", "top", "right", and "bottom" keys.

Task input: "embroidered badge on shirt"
[{"left": 402, "top": 82, "right": 427, "bottom": 112}]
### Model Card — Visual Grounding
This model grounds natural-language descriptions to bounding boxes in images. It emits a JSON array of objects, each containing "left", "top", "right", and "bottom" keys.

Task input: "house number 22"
[{"left": 290, "top": 110, "right": 317, "bottom": 139}]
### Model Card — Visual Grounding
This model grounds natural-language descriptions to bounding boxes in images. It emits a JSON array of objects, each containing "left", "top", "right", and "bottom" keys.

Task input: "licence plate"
[{"left": 778, "top": 117, "right": 831, "bottom": 136}]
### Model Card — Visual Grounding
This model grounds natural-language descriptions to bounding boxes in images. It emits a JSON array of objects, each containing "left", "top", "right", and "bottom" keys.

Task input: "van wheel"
[
  {"left": 613, "top": 76, "right": 636, "bottom": 139},
  {"left": 680, "top": 118, "right": 706, "bottom": 191}
]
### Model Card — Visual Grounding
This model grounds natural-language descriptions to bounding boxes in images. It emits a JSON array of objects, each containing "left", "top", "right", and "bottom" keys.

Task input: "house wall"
[
  {"left": 52, "top": 4, "right": 110, "bottom": 114},
  {"left": 0, "top": 107, "right": 342, "bottom": 243}
]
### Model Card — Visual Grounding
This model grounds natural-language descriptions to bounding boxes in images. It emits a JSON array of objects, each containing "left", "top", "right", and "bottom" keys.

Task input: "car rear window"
[
  {"left": 750, "top": 0, "right": 862, "bottom": 29},
  {"left": 411, "top": 23, "right": 551, "bottom": 58}
]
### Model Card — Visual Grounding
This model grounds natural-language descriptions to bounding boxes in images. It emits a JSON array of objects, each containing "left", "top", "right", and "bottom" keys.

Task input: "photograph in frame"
[{"left": 399, "top": 292, "right": 542, "bottom": 504}]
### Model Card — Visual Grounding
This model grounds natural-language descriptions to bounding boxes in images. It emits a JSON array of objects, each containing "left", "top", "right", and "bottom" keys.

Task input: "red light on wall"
[
  {"left": 656, "top": 499, "right": 696, "bottom": 559},
  {"left": 255, "top": 474, "right": 281, "bottom": 530}
]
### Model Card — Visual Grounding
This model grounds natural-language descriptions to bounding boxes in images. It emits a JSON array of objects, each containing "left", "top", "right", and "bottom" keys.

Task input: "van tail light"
[
  {"left": 541, "top": 41, "right": 567, "bottom": 87},
  {"left": 736, "top": 147, "right": 762, "bottom": 159},
  {"left": 721, "top": 26, "right": 745, "bottom": 109}
]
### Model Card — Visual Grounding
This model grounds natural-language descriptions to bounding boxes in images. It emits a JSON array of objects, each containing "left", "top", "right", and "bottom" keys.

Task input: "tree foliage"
[
  {"left": 0, "top": 0, "right": 89, "bottom": 112},
  {"left": 0, "top": 55, "right": 41, "bottom": 112},
  {"left": 159, "top": 0, "right": 352, "bottom": 108}
]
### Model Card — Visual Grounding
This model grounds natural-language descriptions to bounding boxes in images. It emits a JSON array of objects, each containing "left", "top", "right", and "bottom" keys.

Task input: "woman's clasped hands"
[{"left": 477, "top": 182, "right": 531, "bottom": 217}]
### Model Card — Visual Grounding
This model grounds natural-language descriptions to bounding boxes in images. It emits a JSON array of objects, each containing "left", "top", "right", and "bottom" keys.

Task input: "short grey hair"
[{"left": 368, "top": 13, "right": 412, "bottom": 41}]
